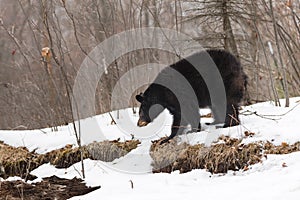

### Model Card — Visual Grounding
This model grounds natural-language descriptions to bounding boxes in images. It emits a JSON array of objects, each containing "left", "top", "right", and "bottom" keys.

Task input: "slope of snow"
[{"left": 1, "top": 97, "right": 300, "bottom": 200}]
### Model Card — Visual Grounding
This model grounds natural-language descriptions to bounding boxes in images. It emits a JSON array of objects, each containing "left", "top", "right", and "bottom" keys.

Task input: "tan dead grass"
[
  {"left": 86, "top": 139, "right": 141, "bottom": 162},
  {"left": 0, "top": 141, "right": 40, "bottom": 180},
  {"left": 150, "top": 137, "right": 188, "bottom": 173},
  {"left": 150, "top": 136, "right": 299, "bottom": 174},
  {"left": 1, "top": 134, "right": 300, "bottom": 178},
  {"left": 38, "top": 145, "right": 90, "bottom": 168},
  {"left": 0, "top": 139, "right": 140, "bottom": 179},
  {"left": 264, "top": 141, "right": 300, "bottom": 154}
]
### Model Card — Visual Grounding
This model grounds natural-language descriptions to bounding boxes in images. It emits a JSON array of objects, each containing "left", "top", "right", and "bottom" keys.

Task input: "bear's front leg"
[
  {"left": 160, "top": 114, "right": 183, "bottom": 144},
  {"left": 160, "top": 107, "right": 200, "bottom": 144}
]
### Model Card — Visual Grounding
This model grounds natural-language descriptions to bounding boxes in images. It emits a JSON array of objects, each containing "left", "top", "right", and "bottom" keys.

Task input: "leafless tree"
[{"left": 0, "top": 0, "right": 299, "bottom": 131}]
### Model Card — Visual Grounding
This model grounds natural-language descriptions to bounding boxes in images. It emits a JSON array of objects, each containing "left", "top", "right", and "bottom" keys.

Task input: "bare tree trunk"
[
  {"left": 250, "top": 0, "right": 280, "bottom": 106},
  {"left": 268, "top": 0, "right": 289, "bottom": 107},
  {"left": 221, "top": 0, "right": 239, "bottom": 59}
]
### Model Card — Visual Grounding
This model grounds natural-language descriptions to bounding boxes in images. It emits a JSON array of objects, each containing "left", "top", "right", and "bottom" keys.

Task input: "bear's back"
[{"left": 148, "top": 49, "right": 246, "bottom": 106}]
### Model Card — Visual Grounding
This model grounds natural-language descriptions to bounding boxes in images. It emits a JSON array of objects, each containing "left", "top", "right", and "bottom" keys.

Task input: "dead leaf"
[{"left": 282, "top": 162, "right": 288, "bottom": 167}]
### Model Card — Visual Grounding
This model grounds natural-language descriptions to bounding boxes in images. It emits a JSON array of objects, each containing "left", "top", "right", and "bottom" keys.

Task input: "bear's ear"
[{"left": 136, "top": 93, "right": 144, "bottom": 103}]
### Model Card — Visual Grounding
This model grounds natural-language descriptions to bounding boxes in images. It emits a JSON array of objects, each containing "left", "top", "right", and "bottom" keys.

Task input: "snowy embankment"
[{"left": 1, "top": 98, "right": 300, "bottom": 200}]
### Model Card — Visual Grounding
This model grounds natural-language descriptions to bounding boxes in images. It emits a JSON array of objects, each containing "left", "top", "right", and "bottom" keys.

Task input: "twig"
[
  {"left": 72, "top": 165, "right": 83, "bottom": 179},
  {"left": 41, "top": 1, "right": 85, "bottom": 178},
  {"left": 241, "top": 110, "right": 280, "bottom": 121},
  {"left": 268, "top": 0, "right": 289, "bottom": 107},
  {"left": 129, "top": 180, "right": 134, "bottom": 189},
  {"left": 240, "top": 101, "right": 300, "bottom": 120},
  {"left": 227, "top": 114, "right": 252, "bottom": 132},
  {"left": 108, "top": 112, "right": 117, "bottom": 125}
]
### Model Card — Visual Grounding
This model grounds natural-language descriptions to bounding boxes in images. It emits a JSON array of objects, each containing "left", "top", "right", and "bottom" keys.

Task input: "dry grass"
[
  {"left": 0, "top": 139, "right": 140, "bottom": 179},
  {"left": 38, "top": 145, "right": 90, "bottom": 168},
  {"left": 87, "top": 139, "right": 140, "bottom": 162},
  {"left": 201, "top": 113, "right": 213, "bottom": 118},
  {"left": 150, "top": 135, "right": 299, "bottom": 174},
  {"left": 0, "top": 141, "right": 40, "bottom": 180},
  {"left": 150, "top": 137, "right": 188, "bottom": 173},
  {"left": 201, "top": 141, "right": 262, "bottom": 173},
  {"left": 173, "top": 144, "right": 207, "bottom": 173},
  {"left": 264, "top": 141, "right": 300, "bottom": 154},
  {"left": 1, "top": 136, "right": 300, "bottom": 178}
]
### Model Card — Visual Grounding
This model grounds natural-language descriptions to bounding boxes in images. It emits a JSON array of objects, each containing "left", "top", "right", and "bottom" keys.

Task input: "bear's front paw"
[{"left": 159, "top": 138, "right": 171, "bottom": 145}]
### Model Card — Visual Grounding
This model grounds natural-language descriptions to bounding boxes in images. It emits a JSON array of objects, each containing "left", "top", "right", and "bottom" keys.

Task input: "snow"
[
  {"left": 1, "top": 97, "right": 300, "bottom": 200},
  {"left": 0, "top": 127, "right": 77, "bottom": 154}
]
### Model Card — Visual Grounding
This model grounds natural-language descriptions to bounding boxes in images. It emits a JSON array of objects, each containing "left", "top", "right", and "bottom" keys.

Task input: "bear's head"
[{"left": 135, "top": 93, "right": 164, "bottom": 127}]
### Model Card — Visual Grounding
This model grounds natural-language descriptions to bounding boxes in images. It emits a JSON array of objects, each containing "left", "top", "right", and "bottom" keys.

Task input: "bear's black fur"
[{"left": 136, "top": 49, "right": 247, "bottom": 144}]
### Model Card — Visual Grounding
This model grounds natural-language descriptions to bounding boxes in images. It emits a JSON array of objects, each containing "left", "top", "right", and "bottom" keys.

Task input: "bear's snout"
[{"left": 137, "top": 119, "right": 149, "bottom": 127}]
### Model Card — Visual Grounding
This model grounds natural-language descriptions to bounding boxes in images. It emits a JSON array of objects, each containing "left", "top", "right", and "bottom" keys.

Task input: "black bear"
[{"left": 136, "top": 49, "right": 247, "bottom": 144}]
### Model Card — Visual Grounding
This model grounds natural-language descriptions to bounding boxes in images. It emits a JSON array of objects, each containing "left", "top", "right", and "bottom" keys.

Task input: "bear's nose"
[{"left": 137, "top": 119, "right": 149, "bottom": 127}]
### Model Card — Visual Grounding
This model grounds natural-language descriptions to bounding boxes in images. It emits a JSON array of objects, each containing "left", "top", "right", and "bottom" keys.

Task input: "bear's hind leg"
[
  {"left": 210, "top": 106, "right": 225, "bottom": 125},
  {"left": 224, "top": 104, "right": 240, "bottom": 127},
  {"left": 197, "top": 122, "right": 201, "bottom": 131}
]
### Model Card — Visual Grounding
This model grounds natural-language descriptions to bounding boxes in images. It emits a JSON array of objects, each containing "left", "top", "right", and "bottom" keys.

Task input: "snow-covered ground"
[{"left": 1, "top": 97, "right": 300, "bottom": 200}]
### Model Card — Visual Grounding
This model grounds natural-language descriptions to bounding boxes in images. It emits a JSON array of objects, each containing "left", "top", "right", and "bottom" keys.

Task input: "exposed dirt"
[{"left": 0, "top": 175, "right": 100, "bottom": 200}]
